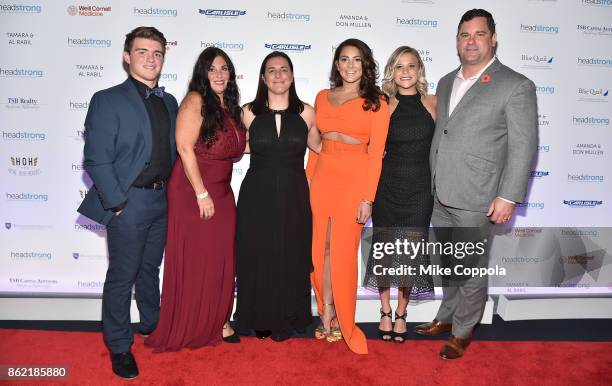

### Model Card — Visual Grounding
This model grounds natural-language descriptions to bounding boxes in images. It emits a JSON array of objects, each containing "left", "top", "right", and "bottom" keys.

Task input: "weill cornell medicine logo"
[
  {"left": 200, "top": 41, "right": 244, "bottom": 52},
  {"left": 75, "top": 64, "right": 104, "bottom": 78},
  {"left": 396, "top": 17, "right": 438, "bottom": 28},
  {"left": 577, "top": 57, "right": 612, "bottom": 68},
  {"left": 572, "top": 143, "right": 604, "bottom": 157},
  {"left": 166, "top": 40, "right": 178, "bottom": 51},
  {"left": 4, "top": 96, "right": 41, "bottom": 110},
  {"left": 336, "top": 14, "right": 372, "bottom": 29},
  {"left": 578, "top": 87, "right": 609, "bottom": 103},
  {"left": 267, "top": 10, "right": 310, "bottom": 22},
  {"left": 2, "top": 130, "right": 46, "bottom": 141},
  {"left": 568, "top": 173, "right": 604, "bottom": 183},
  {"left": 5, "top": 32, "right": 35, "bottom": 46},
  {"left": 198, "top": 8, "right": 246, "bottom": 18},
  {"left": 67, "top": 37, "right": 111, "bottom": 48},
  {"left": 563, "top": 199, "right": 603, "bottom": 208},
  {"left": 520, "top": 23, "right": 559, "bottom": 34},
  {"left": 67, "top": 4, "right": 111, "bottom": 16},
  {"left": 8, "top": 156, "right": 42, "bottom": 176},
  {"left": 0, "top": 3, "right": 42, "bottom": 13},
  {"left": 0, "top": 67, "right": 43, "bottom": 78},
  {"left": 572, "top": 115, "right": 610, "bottom": 126},
  {"left": 264, "top": 43, "right": 311, "bottom": 53},
  {"left": 133, "top": 7, "right": 177, "bottom": 17},
  {"left": 520, "top": 54, "right": 553, "bottom": 70}
]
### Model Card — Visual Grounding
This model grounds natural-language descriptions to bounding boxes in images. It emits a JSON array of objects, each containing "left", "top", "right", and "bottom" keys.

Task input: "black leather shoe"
[
  {"left": 111, "top": 351, "right": 138, "bottom": 380},
  {"left": 255, "top": 330, "right": 272, "bottom": 339}
]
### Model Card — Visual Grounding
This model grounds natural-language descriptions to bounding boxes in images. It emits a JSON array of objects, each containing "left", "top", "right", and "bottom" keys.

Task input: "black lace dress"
[
  {"left": 234, "top": 109, "right": 313, "bottom": 334},
  {"left": 363, "top": 93, "right": 435, "bottom": 299}
]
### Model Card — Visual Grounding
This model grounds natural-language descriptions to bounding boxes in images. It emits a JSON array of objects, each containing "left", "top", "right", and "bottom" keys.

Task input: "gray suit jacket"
[{"left": 430, "top": 58, "right": 537, "bottom": 212}]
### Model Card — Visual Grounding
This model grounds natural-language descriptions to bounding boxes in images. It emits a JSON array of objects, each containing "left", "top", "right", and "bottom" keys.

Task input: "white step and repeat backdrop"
[{"left": 1, "top": 0, "right": 611, "bottom": 296}]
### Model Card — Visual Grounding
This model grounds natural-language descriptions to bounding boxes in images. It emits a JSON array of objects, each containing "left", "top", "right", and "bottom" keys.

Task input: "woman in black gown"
[
  {"left": 363, "top": 46, "right": 437, "bottom": 343},
  {"left": 235, "top": 51, "right": 320, "bottom": 341}
]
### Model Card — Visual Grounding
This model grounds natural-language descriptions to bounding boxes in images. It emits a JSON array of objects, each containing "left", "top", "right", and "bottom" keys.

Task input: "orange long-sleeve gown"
[{"left": 306, "top": 89, "right": 389, "bottom": 354}]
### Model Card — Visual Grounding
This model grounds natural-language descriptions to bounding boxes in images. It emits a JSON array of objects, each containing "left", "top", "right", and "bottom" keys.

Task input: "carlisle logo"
[
  {"left": 198, "top": 9, "right": 246, "bottom": 17},
  {"left": 73, "top": 253, "right": 79, "bottom": 259},
  {"left": 530, "top": 171, "right": 549, "bottom": 178},
  {"left": 5, "top": 222, "right": 11, "bottom": 230},
  {"left": 563, "top": 200, "right": 603, "bottom": 207},
  {"left": 264, "top": 43, "right": 311, "bottom": 51}
]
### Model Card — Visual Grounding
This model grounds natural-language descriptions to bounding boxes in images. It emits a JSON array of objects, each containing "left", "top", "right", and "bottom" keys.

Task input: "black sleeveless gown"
[
  {"left": 363, "top": 93, "right": 435, "bottom": 298},
  {"left": 234, "top": 109, "right": 313, "bottom": 335}
]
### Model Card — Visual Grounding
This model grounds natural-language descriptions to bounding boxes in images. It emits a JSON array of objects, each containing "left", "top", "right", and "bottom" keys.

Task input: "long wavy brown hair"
[{"left": 329, "top": 38, "right": 386, "bottom": 112}]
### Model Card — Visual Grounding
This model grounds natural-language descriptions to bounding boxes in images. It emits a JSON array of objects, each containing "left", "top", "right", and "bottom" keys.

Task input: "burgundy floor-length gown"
[{"left": 146, "top": 113, "right": 246, "bottom": 352}]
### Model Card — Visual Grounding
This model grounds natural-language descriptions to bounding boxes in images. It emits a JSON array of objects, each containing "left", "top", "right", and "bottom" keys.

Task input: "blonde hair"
[{"left": 382, "top": 46, "right": 428, "bottom": 97}]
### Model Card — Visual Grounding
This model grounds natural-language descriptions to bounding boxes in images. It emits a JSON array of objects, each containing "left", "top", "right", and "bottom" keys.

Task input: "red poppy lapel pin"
[{"left": 481, "top": 74, "right": 492, "bottom": 84}]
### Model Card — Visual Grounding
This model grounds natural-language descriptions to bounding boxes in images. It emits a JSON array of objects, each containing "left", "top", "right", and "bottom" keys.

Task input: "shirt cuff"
[{"left": 497, "top": 197, "right": 515, "bottom": 205}]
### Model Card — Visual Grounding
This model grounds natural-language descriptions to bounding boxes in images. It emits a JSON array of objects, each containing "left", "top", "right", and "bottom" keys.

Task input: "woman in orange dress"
[{"left": 306, "top": 38, "right": 389, "bottom": 354}]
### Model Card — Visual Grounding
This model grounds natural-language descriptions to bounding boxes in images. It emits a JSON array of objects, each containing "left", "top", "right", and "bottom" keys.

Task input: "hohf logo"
[{"left": 8, "top": 156, "right": 42, "bottom": 176}]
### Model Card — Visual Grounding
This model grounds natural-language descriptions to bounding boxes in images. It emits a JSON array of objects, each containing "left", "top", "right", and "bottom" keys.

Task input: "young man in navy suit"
[{"left": 78, "top": 26, "right": 178, "bottom": 379}]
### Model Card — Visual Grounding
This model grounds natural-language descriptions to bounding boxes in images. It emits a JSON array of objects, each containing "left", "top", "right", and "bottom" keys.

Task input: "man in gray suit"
[{"left": 415, "top": 9, "right": 537, "bottom": 359}]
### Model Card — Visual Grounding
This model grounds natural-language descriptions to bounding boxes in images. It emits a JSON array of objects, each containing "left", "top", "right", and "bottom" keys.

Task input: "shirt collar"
[{"left": 456, "top": 56, "right": 496, "bottom": 81}]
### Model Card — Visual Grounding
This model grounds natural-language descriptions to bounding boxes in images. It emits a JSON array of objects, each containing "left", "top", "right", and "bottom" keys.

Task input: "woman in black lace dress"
[
  {"left": 363, "top": 46, "right": 437, "bottom": 343},
  {"left": 234, "top": 52, "right": 320, "bottom": 342}
]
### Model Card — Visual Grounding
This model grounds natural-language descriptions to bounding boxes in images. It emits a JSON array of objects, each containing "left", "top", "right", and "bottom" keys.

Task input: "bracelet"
[
  {"left": 196, "top": 191, "right": 209, "bottom": 201},
  {"left": 360, "top": 199, "right": 373, "bottom": 206}
]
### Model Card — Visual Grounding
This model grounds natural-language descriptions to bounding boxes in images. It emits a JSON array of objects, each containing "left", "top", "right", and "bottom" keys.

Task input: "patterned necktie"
[{"left": 145, "top": 86, "right": 165, "bottom": 99}]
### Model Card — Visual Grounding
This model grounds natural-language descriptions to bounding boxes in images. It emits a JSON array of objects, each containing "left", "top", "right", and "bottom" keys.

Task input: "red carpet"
[{"left": 0, "top": 329, "right": 611, "bottom": 385}]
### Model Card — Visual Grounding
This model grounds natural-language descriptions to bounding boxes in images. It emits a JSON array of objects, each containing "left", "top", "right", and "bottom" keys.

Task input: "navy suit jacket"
[{"left": 78, "top": 79, "right": 178, "bottom": 225}]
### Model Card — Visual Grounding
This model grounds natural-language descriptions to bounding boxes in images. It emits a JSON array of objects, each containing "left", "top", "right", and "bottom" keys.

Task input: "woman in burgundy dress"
[{"left": 145, "top": 47, "right": 246, "bottom": 351}]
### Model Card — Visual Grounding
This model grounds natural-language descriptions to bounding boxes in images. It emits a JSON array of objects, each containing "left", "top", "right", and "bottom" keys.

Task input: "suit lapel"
[
  {"left": 120, "top": 79, "right": 152, "bottom": 157},
  {"left": 443, "top": 68, "right": 460, "bottom": 121},
  {"left": 448, "top": 59, "right": 502, "bottom": 122}
]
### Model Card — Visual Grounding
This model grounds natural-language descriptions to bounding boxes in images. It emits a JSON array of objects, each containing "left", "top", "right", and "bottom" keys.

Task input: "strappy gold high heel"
[
  {"left": 315, "top": 303, "right": 339, "bottom": 340},
  {"left": 326, "top": 316, "right": 343, "bottom": 343}
]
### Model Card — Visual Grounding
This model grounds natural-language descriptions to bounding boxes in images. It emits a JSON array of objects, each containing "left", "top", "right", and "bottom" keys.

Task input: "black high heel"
[
  {"left": 222, "top": 323, "right": 241, "bottom": 343},
  {"left": 378, "top": 308, "right": 394, "bottom": 342},
  {"left": 393, "top": 311, "right": 408, "bottom": 344}
]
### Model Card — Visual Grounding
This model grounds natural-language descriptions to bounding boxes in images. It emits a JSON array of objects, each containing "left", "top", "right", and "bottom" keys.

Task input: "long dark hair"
[
  {"left": 330, "top": 38, "right": 385, "bottom": 112},
  {"left": 248, "top": 51, "right": 304, "bottom": 116},
  {"left": 188, "top": 47, "right": 242, "bottom": 147}
]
